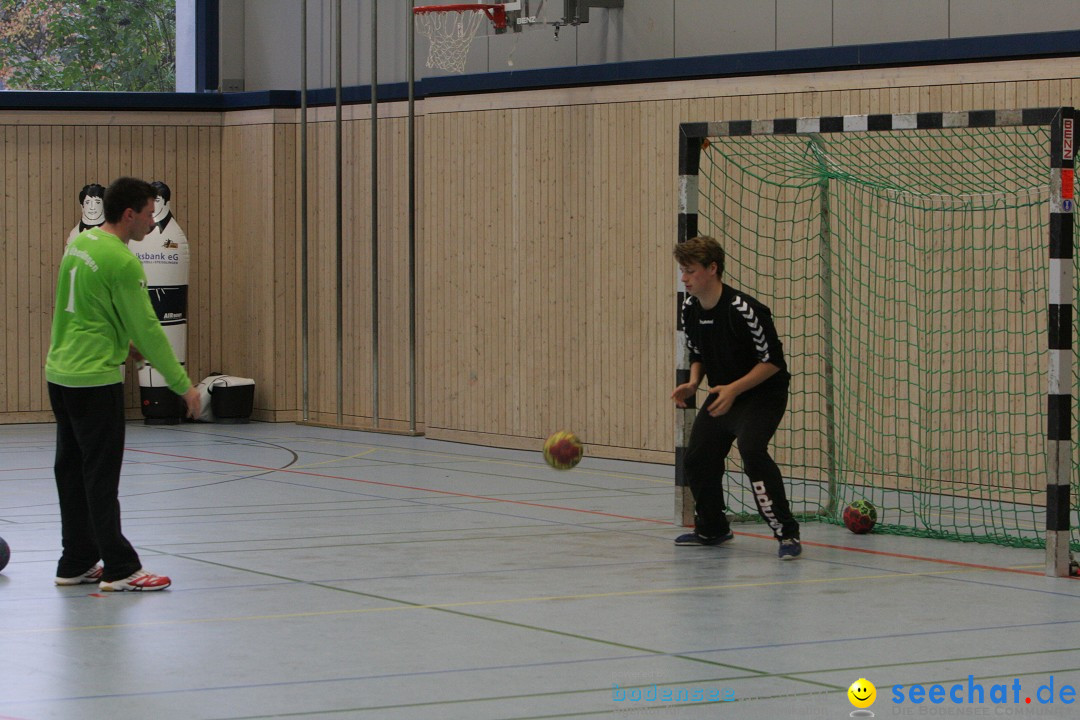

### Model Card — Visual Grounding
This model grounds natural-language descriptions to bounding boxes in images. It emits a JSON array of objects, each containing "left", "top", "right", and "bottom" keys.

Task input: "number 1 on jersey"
[{"left": 65, "top": 266, "right": 77, "bottom": 313}]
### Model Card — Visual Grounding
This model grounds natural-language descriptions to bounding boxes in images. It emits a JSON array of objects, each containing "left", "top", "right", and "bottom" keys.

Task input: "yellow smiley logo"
[{"left": 848, "top": 678, "right": 876, "bottom": 709}]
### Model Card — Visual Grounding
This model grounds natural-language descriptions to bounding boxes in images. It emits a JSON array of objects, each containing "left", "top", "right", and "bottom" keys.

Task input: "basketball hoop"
[{"left": 414, "top": 3, "right": 507, "bottom": 74}]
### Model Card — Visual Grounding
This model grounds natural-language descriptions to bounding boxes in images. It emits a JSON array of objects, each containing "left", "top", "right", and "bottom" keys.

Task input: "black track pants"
[
  {"left": 681, "top": 387, "right": 799, "bottom": 541},
  {"left": 49, "top": 382, "right": 141, "bottom": 582}
]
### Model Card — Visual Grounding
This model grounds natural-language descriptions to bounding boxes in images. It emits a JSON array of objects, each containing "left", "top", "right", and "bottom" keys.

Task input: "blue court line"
[
  {"left": 679, "top": 617, "right": 1080, "bottom": 659},
  {"left": 807, "top": 554, "right": 1080, "bottom": 600},
  {"left": 6, "top": 620, "right": 1080, "bottom": 706}
]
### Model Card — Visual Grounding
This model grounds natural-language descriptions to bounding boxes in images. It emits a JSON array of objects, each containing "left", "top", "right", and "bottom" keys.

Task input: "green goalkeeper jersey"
[{"left": 45, "top": 227, "right": 191, "bottom": 394}]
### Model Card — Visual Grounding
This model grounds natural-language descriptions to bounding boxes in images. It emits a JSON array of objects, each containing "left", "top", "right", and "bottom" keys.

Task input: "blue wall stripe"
[{"left": 1, "top": 29, "right": 1078, "bottom": 112}]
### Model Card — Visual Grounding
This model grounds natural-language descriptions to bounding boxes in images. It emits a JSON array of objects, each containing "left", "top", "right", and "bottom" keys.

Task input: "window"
[{"left": 0, "top": 0, "right": 177, "bottom": 92}]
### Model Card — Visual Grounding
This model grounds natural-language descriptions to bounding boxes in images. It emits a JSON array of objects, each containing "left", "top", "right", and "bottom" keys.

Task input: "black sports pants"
[
  {"left": 48, "top": 382, "right": 141, "bottom": 582},
  {"left": 682, "top": 386, "right": 800, "bottom": 541}
]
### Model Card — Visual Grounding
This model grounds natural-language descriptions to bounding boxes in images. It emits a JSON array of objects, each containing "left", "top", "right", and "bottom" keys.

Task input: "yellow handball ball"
[{"left": 543, "top": 431, "right": 584, "bottom": 470}]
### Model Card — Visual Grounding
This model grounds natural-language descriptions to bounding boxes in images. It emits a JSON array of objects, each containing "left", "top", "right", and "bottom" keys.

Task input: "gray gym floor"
[{"left": 1, "top": 421, "right": 1079, "bottom": 720}]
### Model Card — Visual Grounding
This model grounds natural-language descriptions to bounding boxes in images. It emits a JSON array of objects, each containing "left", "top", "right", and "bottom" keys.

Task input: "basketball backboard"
[{"left": 413, "top": 0, "right": 624, "bottom": 73}]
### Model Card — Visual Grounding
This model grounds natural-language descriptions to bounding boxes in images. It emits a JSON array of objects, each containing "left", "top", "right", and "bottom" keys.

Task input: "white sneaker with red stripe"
[
  {"left": 55, "top": 564, "right": 104, "bottom": 586},
  {"left": 98, "top": 569, "right": 172, "bottom": 592}
]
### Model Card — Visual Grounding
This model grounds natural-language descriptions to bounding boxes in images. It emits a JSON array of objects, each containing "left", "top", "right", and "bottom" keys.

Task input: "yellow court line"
[
  {"left": 292, "top": 448, "right": 380, "bottom": 469},
  {"left": 9, "top": 566, "right": 990, "bottom": 637}
]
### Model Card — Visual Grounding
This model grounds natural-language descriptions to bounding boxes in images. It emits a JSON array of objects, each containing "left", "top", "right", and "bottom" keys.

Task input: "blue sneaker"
[
  {"left": 778, "top": 538, "right": 802, "bottom": 560},
  {"left": 674, "top": 531, "right": 734, "bottom": 546}
]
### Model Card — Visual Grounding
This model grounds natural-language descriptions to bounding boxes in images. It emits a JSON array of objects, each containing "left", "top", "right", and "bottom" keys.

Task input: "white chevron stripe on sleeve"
[{"left": 733, "top": 296, "right": 770, "bottom": 361}]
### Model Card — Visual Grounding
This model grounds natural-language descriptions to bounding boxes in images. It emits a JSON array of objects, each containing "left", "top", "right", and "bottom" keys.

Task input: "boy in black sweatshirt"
[{"left": 672, "top": 235, "right": 802, "bottom": 560}]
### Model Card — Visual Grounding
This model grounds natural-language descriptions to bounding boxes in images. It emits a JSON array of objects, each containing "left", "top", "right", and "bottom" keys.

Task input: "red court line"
[
  {"left": 734, "top": 529, "right": 1046, "bottom": 577},
  {"left": 129, "top": 448, "right": 1054, "bottom": 578},
  {"left": 127, "top": 449, "right": 672, "bottom": 525},
  {"left": 1, "top": 459, "right": 197, "bottom": 474}
]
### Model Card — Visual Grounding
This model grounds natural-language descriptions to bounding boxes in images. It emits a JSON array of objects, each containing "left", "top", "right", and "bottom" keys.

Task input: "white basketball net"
[{"left": 415, "top": 9, "right": 488, "bottom": 74}]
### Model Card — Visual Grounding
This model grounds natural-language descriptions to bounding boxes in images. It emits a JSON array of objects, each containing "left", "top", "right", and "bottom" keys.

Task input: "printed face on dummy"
[
  {"left": 82, "top": 196, "right": 104, "bottom": 224},
  {"left": 153, "top": 195, "right": 168, "bottom": 223}
]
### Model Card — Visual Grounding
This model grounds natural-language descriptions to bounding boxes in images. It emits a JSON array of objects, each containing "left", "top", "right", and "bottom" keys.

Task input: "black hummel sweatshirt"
[{"left": 681, "top": 284, "right": 790, "bottom": 395}]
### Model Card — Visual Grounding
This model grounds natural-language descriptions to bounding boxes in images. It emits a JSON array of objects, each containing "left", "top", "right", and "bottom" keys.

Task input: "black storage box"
[{"left": 208, "top": 376, "right": 255, "bottom": 422}]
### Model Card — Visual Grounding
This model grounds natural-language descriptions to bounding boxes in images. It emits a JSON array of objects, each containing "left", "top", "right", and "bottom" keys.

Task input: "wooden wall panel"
[
  {"left": 2, "top": 58, "right": 1079, "bottom": 471},
  {"left": 293, "top": 107, "right": 418, "bottom": 431},
  {"left": 419, "top": 98, "right": 680, "bottom": 460},
  {"left": 0, "top": 114, "right": 222, "bottom": 422},
  {"left": 416, "top": 62, "right": 1080, "bottom": 462},
  {"left": 219, "top": 119, "right": 304, "bottom": 421}
]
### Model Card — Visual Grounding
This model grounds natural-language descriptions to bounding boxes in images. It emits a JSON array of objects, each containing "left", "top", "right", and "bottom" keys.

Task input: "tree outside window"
[{"left": 0, "top": 0, "right": 176, "bottom": 92}]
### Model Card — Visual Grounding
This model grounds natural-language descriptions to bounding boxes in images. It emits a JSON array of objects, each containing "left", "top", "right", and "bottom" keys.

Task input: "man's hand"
[
  {"left": 128, "top": 343, "right": 145, "bottom": 369},
  {"left": 182, "top": 386, "right": 201, "bottom": 420},
  {"left": 706, "top": 384, "right": 740, "bottom": 417},
  {"left": 670, "top": 382, "right": 698, "bottom": 408}
]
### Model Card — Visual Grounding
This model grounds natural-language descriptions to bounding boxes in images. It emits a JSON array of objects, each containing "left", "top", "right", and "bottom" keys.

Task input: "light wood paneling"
[
  {"left": 2, "top": 59, "right": 1079, "bottom": 469},
  {"left": 293, "top": 107, "right": 420, "bottom": 431},
  {"left": 418, "top": 70, "right": 1080, "bottom": 462},
  {"left": 0, "top": 117, "right": 222, "bottom": 421}
]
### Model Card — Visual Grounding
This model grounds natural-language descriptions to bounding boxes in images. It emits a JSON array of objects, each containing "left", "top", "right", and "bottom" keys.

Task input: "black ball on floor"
[{"left": 0, "top": 536, "right": 8, "bottom": 573}]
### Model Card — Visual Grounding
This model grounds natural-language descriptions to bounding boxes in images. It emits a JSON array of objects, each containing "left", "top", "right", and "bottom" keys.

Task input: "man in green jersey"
[{"left": 46, "top": 177, "right": 200, "bottom": 592}]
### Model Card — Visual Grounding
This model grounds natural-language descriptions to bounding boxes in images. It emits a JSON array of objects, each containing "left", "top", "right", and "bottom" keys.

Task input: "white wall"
[
  {"left": 221, "top": 0, "right": 1080, "bottom": 91},
  {"left": 237, "top": 0, "right": 411, "bottom": 91},
  {"left": 220, "top": 0, "right": 246, "bottom": 90},
  {"left": 176, "top": 0, "right": 198, "bottom": 91}
]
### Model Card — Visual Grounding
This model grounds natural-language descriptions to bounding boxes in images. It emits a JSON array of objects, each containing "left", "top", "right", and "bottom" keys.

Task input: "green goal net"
[{"left": 693, "top": 124, "right": 1079, "bottom": 550}]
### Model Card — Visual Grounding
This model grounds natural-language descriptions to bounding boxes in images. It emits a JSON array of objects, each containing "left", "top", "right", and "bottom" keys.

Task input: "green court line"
[
  {"left": 16, "top": 544, "right": 1080, "bottom": 717},
  {"left": 788, "top": 646, "right": 1080, "bottom": 678},
  {"left": 12, "top": 560, "right": 1021, "bottom": 639},
  {"left": 268, "top": 563, "right": 775, "bottom": 677},
  {"left": 135, "top": 528, "right": 640, "bottom": 556},
  {"left": 869, "top": 666, "right": 1080, "bottom": 692},
  {"left": 145, "top": 518, "right": 639, "bottom": 546},
  {"left": 4, "top": 495, "right": 661, "bottom": 529},
  {"left": 209, "top": 689, "right": 748, "bottom": 720},
  {"left": 47, "top": 553, "right": 778, "bottom": 677},
  {"left": 209, "top": 657, "right": 1080, "bottom": 720},
  {"left": 118, "top": 521, "right": 633, "bottom": 550}
]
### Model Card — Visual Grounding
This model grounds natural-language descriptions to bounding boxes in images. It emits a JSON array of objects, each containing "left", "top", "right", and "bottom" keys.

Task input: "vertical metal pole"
[
  {"left": 809, "top": 134, "right": 839, "bottom": 517},
  {"left": 407, "top": 0, "right": 417, "bottom": 433},
  {"left": 675, "top": 125, "right": 702, "bottom": 527},
  {"left": 1047, "top": 107, "right": 1075, "bottom": 577},
  {"left": 371, "top": 0, "right": 380, "bottom": 428},
  {"left": 300, "top": 0, "right": 310, "bottom": 422},
  {"left": 335, "top": 0, "right": 344, "bottom": 426}
]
